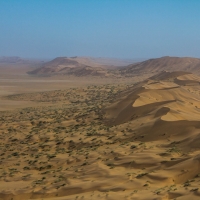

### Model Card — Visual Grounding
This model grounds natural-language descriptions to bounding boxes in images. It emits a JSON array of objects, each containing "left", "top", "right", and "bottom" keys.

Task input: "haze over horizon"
[{"left": 1, "top": 0, "right": 200, "bottom": 59}]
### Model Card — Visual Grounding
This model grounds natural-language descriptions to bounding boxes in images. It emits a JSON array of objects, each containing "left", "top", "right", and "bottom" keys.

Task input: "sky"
[{"left": 0, "top": 0, "right": 200, "bottom": 59}]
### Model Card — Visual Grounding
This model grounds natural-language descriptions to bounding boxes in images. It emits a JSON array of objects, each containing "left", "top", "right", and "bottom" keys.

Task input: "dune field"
[{"left": 1, "top": 58, "right": 200, "bottom": 200}]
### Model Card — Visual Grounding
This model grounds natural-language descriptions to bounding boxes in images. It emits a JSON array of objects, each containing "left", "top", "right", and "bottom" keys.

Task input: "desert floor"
[{"left": 0, "top": 65, "right": 200, "bottom": 200}]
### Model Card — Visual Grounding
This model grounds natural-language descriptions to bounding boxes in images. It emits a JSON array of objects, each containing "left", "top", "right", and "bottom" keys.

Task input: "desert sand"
[{"left": 1, "top": 60, "right": 200, "bottom": 200}]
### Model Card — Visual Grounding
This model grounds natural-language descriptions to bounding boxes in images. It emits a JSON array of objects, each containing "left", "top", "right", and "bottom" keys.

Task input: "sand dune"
[
  {"left": 105, "top": 71, "right": 200, "bottom": 123},
  {"left": 102, "top": 71, "right": 200, "bottom": 198}
]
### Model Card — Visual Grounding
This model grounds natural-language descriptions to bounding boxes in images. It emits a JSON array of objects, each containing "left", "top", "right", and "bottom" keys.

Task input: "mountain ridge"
[{"left": 120, "top": 56, "right": 200, "bottom": 75}]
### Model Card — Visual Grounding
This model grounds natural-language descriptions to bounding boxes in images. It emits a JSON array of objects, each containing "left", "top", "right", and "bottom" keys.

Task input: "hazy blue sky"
[{"left": 0, "top": 0, "right": 200, "bottom": 59}]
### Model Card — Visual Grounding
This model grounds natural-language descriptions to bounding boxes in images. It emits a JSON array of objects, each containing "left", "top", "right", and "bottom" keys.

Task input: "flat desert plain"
[{"left": 1, "top": 64, "right": 200, "bottom": 200}]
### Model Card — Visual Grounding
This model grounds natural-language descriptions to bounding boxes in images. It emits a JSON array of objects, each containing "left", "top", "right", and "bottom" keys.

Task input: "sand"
[{"left": 1, "top": 66, "right": 200, "bottom": 200}]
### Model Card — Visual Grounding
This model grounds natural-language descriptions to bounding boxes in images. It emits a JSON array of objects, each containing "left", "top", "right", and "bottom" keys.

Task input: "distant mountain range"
[
  {"left": 0, "top": 56, "right": 45, "bottom": 65},
  {"left": 26, "top": 56, "right": 200, "bottom": 77},
  {"left": 2, "top": 56, "right": 200, "bottom": 77},
  {"left": 0, "top": 56, "right": 27, "bottom": 64}
]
